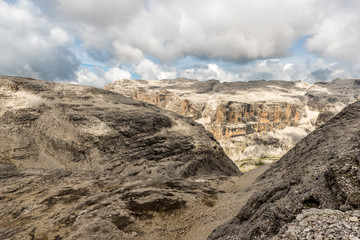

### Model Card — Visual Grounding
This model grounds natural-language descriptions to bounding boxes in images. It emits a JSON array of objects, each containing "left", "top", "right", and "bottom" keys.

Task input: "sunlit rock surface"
[
  {"left": 0, "top": 76, "right": 243, "bottom": 240},
  {"left": 208, "top": 100, "right": 360, "bottom": 239},
  {"left": 106, "top": 78, "right": 360, "bottom": 171}
]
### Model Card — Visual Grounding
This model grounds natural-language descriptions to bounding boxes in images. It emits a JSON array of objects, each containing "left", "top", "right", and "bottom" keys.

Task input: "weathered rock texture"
[
  {"left": 105, "top": 78, "right": 360, "bottom": 171},
  {"left": 273, "top": 208, "right": 360, "bottom": 240},
  {"left": 0, "top": 165, "right": 230, "bottom": 240},
  {"left": 207, "top": 100, "right": 360, "bottom": 239},
  {"left": 0, "top": 76, "right": 239, "bottom": 178},
  {"left": 0, "top": 76, "right": 244, "bottom": 240}
]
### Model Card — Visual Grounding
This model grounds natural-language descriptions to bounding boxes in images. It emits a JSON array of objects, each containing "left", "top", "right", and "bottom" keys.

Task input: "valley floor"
[{"left": 139, "top": 164, "right": 271, "bottom": 240}]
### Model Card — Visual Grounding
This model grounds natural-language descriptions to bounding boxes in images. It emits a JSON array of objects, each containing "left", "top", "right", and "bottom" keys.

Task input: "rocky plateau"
[{"left": 105, "top": 78, "right": 360, "bottom": 171}]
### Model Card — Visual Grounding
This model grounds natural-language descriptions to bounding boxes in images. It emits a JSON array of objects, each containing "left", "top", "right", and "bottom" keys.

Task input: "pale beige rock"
[
  {"left": 106, "top": 78, "right": 360, "bottom": 171},
  {"left": 349, "top": 217, "right": 359, "bottom": 222}
]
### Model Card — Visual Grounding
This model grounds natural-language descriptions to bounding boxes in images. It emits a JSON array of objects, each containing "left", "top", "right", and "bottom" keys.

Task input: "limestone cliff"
[
  {"left": 211, "top": 101, "right": 302, "bottom": 139},
  {"left": 207, "top": 100, "right": 360, "bottom": 239},
  {"left": 105, "top": 78, "right": 360, "bottom": 171}
]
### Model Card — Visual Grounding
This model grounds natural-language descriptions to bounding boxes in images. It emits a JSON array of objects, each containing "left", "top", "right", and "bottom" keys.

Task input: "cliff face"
[
  {"left": 105, "top": 78, "right": 360, "bottom": 171},
  {"left": 212, "top": 102, "right": 302, "bottom": 139},
  {"left": 2, "top": 76, "right": 360, "bottom": 240},
  {"left": 208, "top": 100, "right": 360, "bottom": 240}
]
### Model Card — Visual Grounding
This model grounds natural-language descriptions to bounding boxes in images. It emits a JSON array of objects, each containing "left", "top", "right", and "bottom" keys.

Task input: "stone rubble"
[{"left": 274, "top": 208, "right": 360, "bottom": 240}]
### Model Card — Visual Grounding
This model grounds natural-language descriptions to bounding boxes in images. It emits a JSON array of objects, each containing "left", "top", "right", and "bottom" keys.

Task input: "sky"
[{"left": 1, "top": 0, "right": 360, "bottom": 88}]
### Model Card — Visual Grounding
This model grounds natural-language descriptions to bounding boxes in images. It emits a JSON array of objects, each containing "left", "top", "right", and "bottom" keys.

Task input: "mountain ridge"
[
  {"left": 106, "top": 78, "right": 360, "bottom": 171},
  {"left": 208, "top": 100, "right": 360, "bottom": 239},
  {"left": 0, "top": 75, "right": 239, "bottom": 178}
]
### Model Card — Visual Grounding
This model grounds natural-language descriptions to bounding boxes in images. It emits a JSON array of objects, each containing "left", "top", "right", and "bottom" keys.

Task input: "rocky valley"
[
  {"left": 0, "top": 76, "right": 242, "bottom": 240},
  {"left": 1, "top": 76, "right": 360, "bottom": 240},
  {"left": 208, "top": 94, "right": 360, "bottom": 240},
  {"left": 105, "top": 78, "right": 360, "bottom": 171}
]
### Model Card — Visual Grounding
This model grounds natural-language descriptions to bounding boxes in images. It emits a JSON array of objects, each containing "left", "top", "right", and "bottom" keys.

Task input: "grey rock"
[
  {"left": 0, "top": 76, "right": 241, "bottom": 240},
  {"left": 0, "top": 75, "right": 240, "bottom": 178}
]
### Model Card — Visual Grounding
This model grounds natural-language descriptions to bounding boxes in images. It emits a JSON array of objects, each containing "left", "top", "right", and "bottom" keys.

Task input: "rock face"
[
  {"left": 273, "top": 208, "right": 360, "bottom": 239},
  {"left": 2, "top": 75, "right": 360, "bottom": 240},
  {"left": 105, "top": 78, "right": 360, "bottom": 171},
  {"left": 211, "top": 102, "right": 301, "bottom": 139},
  {"left": 0, "top": 76, "right": 239, "bottom": 178},
  {"left": 207, "top": 100, "right": 360, "bottom": 239},
  {"left": 0, "top": 76, "right": 243, "bottom": 240}
]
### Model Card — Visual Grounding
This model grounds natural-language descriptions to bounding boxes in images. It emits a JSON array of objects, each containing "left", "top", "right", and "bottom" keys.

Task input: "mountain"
[
  {"left": 2, "top": 75, "right": 360, "bottom": 240},
  {"left": 208, "top": 100, "right": 360, "bottom": 239},
  {"left": 105, "top": 78, "right": 360, "bottom": 171},
  {"left": 0, "top": 76, "right": 241, "bottom": 240},
  {"left": 0, "top": 76, "right": 239, "bottom": 178}
]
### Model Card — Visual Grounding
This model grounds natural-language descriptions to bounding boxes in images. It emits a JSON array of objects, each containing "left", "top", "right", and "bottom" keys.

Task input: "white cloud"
[
  {"left": 74, "top": 66, "right": 132, "bottom": 88},
  {"left": 49, "top": 0, "right": 324, "bottom": 63},
  {"left": 55, "top": 0, "right": 144, "bottom": 56},
  {"left": 0, "top": 0, "right": 80, "bottom": 80},
  {"left": 75, "top": 68, "right": 106, "bottom": 88},
  {"left": 135, "top": 59, "right": 177, "bottom": 80},
  {"left": 104, "top": 67, "right": 132, "bottom": 82},
  {"left": 179, "top": 64, "right": 241, "bottom": 82},
  {"left": 57, "top": 0, "right": 143, "bottom": 27},
  {"left": 113, "top": 41, "right": 144, "bottom": 63},
  {"left": 49, "top": 0, "right": 360, "bottom": 73},
  {"left": 49, "top": 27, "right": 71, "bottom": 45},
  {"left": 306, "top": 0, "right": 360, "bottom": 66},
  {"left": 237, "top": 59, "right": 306, "bottom": 81},
  {"left": 2, "top": 0, "right": 360, "bottom": 84},
  {"left": 234, "top": 58, "right": 360, "bottom": 83}
]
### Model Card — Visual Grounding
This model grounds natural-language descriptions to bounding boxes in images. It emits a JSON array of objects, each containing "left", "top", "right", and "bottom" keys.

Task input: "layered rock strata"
[
  {"left": 207, "top": 100, "right": 360, "bottom": 239},
  {"left": 105, "top": 78, "right": 360, "bottom": 171},
  {"left": 0, "top": 76, "right": 243, "bottom": 240},
  {"left": 0, "top": 76, "right": 239, "bottom": 178}
]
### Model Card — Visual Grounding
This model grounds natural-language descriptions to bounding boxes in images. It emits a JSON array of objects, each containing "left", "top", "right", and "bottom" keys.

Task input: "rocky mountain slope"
[
  {"left": 0, "top": 76, "right": 239, "bottom": 178},
  {"left": 105, "top": 78, "right": 360, "bottom": 171},
  {"left": 2, "top": 75, "right": 360, "bottom": 240},
  {"left": 207, "top": 100, "right": 360, "bottom": 239},
  {"left": 0, "top": 76, "right": 242, "bottom": 240}
]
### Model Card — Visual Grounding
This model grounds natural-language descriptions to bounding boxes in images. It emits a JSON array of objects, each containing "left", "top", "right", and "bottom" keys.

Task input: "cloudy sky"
[{"left": 1, "top": 0, "right": 360, "bottom": 87}]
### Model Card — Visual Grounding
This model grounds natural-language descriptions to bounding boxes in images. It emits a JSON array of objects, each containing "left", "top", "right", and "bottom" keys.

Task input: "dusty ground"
[
  {"left": 0, "top": 163, "right": 270, "bottom": 240},
  {"left": 132, "top": 164, "right": 271, "bottom": 240}
]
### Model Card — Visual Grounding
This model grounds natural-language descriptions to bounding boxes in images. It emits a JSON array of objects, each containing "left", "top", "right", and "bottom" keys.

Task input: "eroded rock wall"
[
  {"left": 207, "top": 100, "right": 360, "bottom": 240},
  {"left": 211, "top": 102, "right": 303, "bottom": 139},
  {"left": 106, "top": 78, "right": 360, "bottom": 171},
  {"left": 105, "top": 79, "right": 354, "bottom": 170},
  {"left": 105, "top": 79, "right": 360, "bottom": 170}
]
